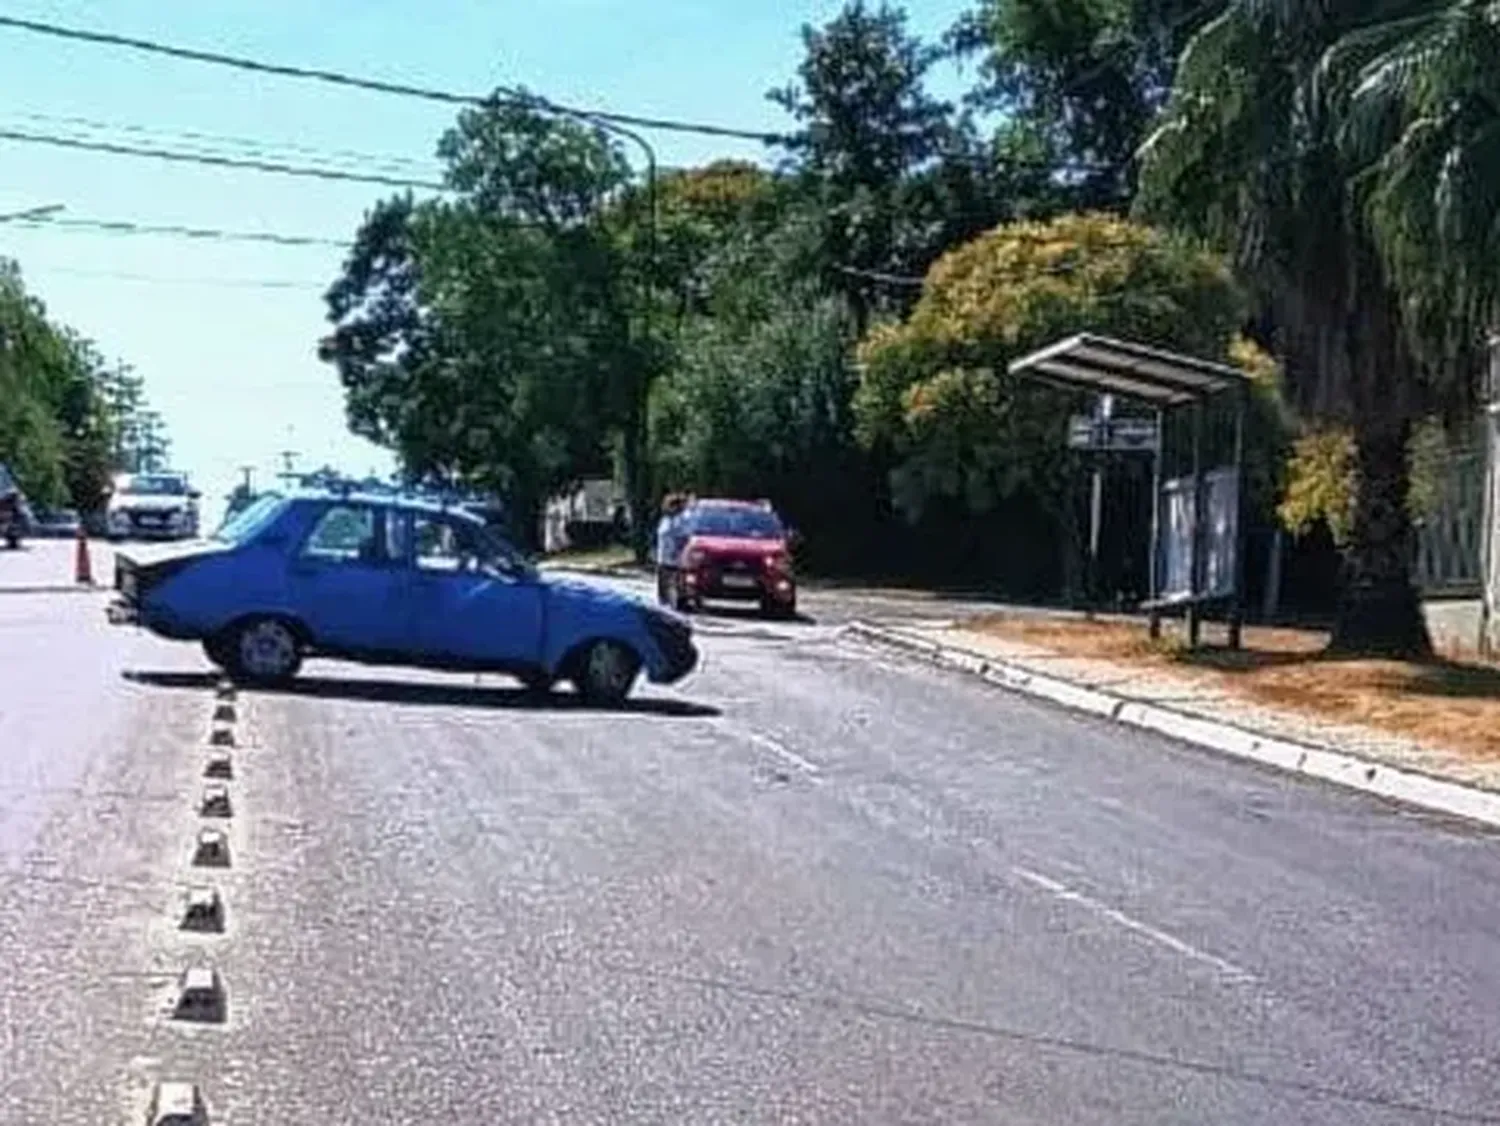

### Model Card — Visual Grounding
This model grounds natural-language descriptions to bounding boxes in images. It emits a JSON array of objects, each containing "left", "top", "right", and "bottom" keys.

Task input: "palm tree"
[
  {"left": 1336, "top": 0, "right": 1500, "bottom": 377},
  {"left": 1135, "top": 0, "right": 1497, "bottom": 657}
]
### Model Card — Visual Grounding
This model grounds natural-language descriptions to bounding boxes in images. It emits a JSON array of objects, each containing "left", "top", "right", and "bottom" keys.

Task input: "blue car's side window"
[
  {"left": 413, "top": 513, "right": 479, "bottom": 574},
  {"left": 301, "top": 504, "right": 394, "bottom": 567}
]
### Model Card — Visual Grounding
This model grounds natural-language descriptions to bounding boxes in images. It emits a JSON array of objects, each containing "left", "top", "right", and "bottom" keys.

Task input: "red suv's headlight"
[
  {"left": 682, "top": 546, "right": 705, "bottom": 569},
  {"left": 766, "top": 551, "right": 791, "bottom": 572}
]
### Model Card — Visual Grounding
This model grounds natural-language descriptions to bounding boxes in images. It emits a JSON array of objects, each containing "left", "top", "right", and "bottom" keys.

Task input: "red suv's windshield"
[{"left": 686, "top": 505, "right": 785, "bottom": 540}]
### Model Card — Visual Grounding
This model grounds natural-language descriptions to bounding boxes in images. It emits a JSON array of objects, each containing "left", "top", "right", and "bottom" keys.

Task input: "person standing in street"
[{"left": 655, "top": 493, "right": 687, "bottom": 606}]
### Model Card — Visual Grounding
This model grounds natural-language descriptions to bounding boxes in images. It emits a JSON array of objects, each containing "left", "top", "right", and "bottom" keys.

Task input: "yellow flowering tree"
[{"left": 854, "top": 212, "right": 1284, "bottom": 526}]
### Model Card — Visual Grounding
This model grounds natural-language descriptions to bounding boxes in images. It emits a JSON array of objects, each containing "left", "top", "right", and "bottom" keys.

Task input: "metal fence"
[{"left": 1415, "top": 444, "right": 1486, "bottom": 597}]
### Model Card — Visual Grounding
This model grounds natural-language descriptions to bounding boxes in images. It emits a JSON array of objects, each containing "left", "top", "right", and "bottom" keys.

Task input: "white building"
[{"left": 542, "top": 477, "right": 625, "bottom": 553}]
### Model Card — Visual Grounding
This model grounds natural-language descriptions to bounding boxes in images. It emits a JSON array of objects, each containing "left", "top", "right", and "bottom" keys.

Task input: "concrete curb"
[
  {"left": 847, "top": 620, "right": 1500, "bottom": 831},
  {"left": 540, "top": 562, "right": 650, "bottom": 579}
]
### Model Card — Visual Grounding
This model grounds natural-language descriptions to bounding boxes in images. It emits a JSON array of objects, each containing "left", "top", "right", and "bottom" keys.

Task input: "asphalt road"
[{"left": 4, "top": 540, "right": 1500, "bottom": 1123}]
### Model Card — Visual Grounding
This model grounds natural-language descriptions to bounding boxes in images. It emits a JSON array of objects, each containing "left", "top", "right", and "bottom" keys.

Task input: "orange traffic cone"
[{"left": 74, "top": 525, "right": 93, "bottom": 586}]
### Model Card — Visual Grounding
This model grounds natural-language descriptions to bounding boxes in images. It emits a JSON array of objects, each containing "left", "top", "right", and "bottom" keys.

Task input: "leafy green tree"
[
  {"left": 953, "top": 0, "right": 1214, "bottom": 209},
  {"left": 0, "top": 260, "right": 149, "bottom": 511},
  {"left": 771, "top": 1, "right": 989, "bottom": 331},
  {"left": 321, "top": 195, "right": 444, "bottom": 467},
  {"left": 322, "top": 99, "right": 640, "bottom": 547},
  {"left": 1, "top": 264, "right": 69, "bottom": 505},
  {"left": 1133, "top": 0, "right": 1491, "bottom": 656}
]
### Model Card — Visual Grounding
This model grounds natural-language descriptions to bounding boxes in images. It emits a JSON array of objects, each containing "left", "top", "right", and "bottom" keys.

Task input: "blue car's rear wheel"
[
  {"left": 229, "top": 617, "right": 303, "bottom": 684},
  {"left": 518, "top": 670, "right": 555, "bottom": 697},
  {"left": 203, "top": 636, "right": 234, "bottom": 670},
  {"left": 573, "top": 640, "right": 640, "bottom": 706}
]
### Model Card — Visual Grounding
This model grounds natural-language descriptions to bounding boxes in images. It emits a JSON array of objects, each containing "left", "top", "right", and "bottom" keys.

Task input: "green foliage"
[
  {"left": 770, "top": 2, "right": 1013, "bottom": 328},
  {"left": 854, "top": 212, "right": 1252, "bottom": 522},
  {"left": 1135, "top": 0, "right": 1495, "bottom": 652},
  {"left": 322, "top": 100, "right": 642, "bottom": 544},
  {"left": 320, "top": 1, "right": 1331, "bottom": 600},
  {"left": 652, "top": 292, "right": 855, "bottom": 498},
  {"left": 953, "top": 0, "right": 1215, "bottom": 208},
  {"left": 0, "top": 260, "right": 155, "bottom": 510},
  {"left": 644, "top": 177, "right": 875, "bottom": 569},
  {"left": 1279, "top": 418, "right": 1456, "bottom": 545},
  {"left": 1279, "top": 429, "right": 1356, "bottom": 543},
  {"left": 1330, "top": 0, "right": 1500, "bottom": 385}
]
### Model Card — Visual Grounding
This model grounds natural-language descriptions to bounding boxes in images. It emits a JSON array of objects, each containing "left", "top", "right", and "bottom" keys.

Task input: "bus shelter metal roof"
[{"left": 1007, "top": 333, "right": 1249, "bottom": 406}]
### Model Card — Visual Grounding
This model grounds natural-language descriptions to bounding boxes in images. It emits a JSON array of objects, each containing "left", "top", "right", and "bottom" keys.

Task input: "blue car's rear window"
[{"left": 215, "top": 494, "right": 286, "bottom": 543}]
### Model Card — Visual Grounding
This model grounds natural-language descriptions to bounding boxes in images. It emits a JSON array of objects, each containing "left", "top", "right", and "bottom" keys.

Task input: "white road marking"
[
  {"left": 738, "top": 728, "right": 823, "bottom": 776},
  {"left": 1011, "top": 865, "right": 1254, "bottom": 983}
]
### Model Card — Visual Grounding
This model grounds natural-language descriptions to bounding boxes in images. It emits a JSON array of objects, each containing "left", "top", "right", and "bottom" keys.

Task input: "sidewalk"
[{"left": 850, "top": 616, "right": 1500, "bottom": 826}]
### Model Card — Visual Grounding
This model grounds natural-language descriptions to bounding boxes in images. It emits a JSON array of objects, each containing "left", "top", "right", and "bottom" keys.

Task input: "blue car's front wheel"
[{"left": 572, "top": 640, "right": 641, "bottom": 706}]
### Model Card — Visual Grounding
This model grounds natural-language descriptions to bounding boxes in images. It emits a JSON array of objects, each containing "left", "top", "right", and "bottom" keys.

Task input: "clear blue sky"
[{"left": 0, "top": 0, "right": 974, "bottom": 521}]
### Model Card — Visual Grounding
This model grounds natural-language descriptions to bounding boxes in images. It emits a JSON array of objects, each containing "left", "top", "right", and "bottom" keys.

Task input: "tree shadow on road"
[{"left": 123, "top": 670, "right": 721, "bottom": 717}]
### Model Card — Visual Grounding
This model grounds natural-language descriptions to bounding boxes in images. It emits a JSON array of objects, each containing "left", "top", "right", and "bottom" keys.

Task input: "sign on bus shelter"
[{"left": 1067, "top": 415, "right": 1161, "bottom": 453}]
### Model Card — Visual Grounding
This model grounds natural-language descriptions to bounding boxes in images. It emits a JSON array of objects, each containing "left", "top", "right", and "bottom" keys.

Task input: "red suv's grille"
[{"left": 710, "top": 553, "right": 764, "bottom": 574}]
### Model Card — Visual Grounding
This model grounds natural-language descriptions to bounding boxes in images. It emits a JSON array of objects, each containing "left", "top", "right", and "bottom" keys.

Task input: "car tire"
[
  {"left": 518, "top": 670, "right": 555, "bottom": 697},
  {"left": 762, "top": 598, "right": 796, "bottom": 621},
  {"left": 203, "top": 635, "right": 234, "bottom": 670},
  {"left": 227, "top": 617, "right": 303, "bottom": 685},
  {"left": 572, "top": 640, "right": 641, "bottom": 706}
]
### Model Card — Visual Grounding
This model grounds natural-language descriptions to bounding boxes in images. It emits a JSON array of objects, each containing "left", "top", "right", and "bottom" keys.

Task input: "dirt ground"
[{"left": 965, "top": 613, "right": 1500, "bottom": 762}]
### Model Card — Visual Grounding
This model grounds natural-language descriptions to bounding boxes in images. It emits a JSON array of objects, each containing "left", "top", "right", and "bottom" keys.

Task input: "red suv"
[{"left": 672, "top": 499, "right": 797, "bottom": 618}]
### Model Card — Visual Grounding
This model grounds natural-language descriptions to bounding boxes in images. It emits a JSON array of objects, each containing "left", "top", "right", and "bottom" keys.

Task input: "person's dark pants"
[{"left": 656, "top": 565, "right": 678, "bottom": 605}]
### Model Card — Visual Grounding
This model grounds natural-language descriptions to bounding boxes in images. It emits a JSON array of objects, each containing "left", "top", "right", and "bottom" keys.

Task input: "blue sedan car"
[{"left": 106, "top": 489, "right": 698, "bottom": 704}]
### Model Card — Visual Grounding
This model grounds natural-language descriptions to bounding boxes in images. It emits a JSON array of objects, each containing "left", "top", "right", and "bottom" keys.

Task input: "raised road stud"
[
  {"left": 207, "top": 725, "right": 234, "bottom": 748},
  {"left": 146, "top": 1081, "right": 209, "bottom": 1125},
  {"left": 180, "top": 886, "right": 224, "bottom": 934},
  {"left": 172, "top": 965, "right": 227, "bottom": 1024},
  {"left": 192, "top": 829, "right": 230, "bottom": 869},
  {"left": 203, "top": 752, "right": 233, "bottom": 781},
  {"left": 211, "top": 702, "right": 235, "bottom": 725},
  {"left": 200, "top": 784, "right": 232, "bottom": 819}
]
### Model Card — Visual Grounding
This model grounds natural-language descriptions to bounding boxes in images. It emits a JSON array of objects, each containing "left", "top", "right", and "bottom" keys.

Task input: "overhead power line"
[
  {"left": 0, "top": 203, "right": 64, "bottom": 223},
  {"left": 0, "top": 14, "right": 783, "bottom": 144},
  {"left": 11, "top": 214, "right": 351, "bottom": 248},
  {"left": 0, "top": 127, "right": 447, "bottom": 191},
  {"left": 7, "top": 109, "right": 441, "bottom": 175},
  {"left": 30, "top": 264, "right": 325, "bottom": 289}
]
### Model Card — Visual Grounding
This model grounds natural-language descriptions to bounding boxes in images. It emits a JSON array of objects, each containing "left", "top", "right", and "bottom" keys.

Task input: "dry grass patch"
[{"left": 964, "top": 613, "right": 1500, "bottom": 761}]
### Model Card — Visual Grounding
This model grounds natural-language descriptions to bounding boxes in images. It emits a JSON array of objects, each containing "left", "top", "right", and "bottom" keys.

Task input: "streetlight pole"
[
  {"left": 534, "top": 101, "right": 658, "bottom": 561},
  {"left": 592, "top": 120, "right": 657, "bottom": 563}
]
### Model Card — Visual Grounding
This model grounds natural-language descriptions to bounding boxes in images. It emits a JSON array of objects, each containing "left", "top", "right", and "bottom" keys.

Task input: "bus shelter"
[{"left": 1008, "top": 334, "right": 1253, "bottom": 649}]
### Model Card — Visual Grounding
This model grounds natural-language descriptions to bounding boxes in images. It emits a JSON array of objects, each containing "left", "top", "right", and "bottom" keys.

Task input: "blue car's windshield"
[{"left": 215, "top": 494, "right": 285, "bottom": 543}]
